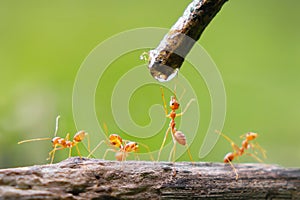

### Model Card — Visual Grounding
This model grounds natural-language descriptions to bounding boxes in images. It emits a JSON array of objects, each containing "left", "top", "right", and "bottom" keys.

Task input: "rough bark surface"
[
  {"left": 0, "top": 157, "right": 299, "bottom": 199},
  {"left": 148, "top": 0, "right": 228, "bottom": 81}
]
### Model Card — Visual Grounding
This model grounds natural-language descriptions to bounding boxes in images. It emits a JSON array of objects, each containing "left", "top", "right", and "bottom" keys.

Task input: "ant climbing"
[
  {"left": 18, "top": 116, "right": 90, "bottom": 164},
  {"left": 157, "top": 87, "right": 195, "bottom": 162},
  {"left": 216, "top": 130, "right": 267, "bottom": 179},
  {"left": 87, "top": 123, "right": 153, "bottom": 161}
]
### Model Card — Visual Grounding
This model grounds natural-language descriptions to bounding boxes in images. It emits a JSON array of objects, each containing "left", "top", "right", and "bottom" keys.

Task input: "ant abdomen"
[
  {"left": 73, "top": 130, "right": 87, "bottom": 143},
  {"left": 115, "top": 151, "right": 126, "bottom": 161},
  {"left": 174, "top": 131, "right": 187, "bottom": 146},
  {"left": 224, "top": 152, "right": 235, "bottom": 163}
]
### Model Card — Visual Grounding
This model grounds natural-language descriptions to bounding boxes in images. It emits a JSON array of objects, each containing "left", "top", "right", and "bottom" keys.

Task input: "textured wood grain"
[{"left": 0, "top": 157, "right": 299, "bottom": 199}]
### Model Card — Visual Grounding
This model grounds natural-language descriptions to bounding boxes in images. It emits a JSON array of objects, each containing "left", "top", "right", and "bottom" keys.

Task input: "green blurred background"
[{"left": 0, "top": 0, "right": 299, "bottom": 168}]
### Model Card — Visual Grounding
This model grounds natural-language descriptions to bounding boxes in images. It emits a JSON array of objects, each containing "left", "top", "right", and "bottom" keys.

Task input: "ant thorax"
[{"left": 124, "top": 142, "right": 139, "bottom": 153}]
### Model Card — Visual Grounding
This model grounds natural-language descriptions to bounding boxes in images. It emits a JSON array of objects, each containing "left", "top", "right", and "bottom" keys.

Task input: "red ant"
[
  {"left": 18, "top": 116, "right": 90, "bottom": 164},
  {"left": 216, "top": 130, "right": 266, "bottom": 179},
  {"left": 157, "top": 87, "right": 195, "bottom": 162},
  {"left": 87, "top": 123, "right": 153, "bottom": 161}
]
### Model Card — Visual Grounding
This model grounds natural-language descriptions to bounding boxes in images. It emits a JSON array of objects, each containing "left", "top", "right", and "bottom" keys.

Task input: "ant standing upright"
[
  {"left": 157, "top": 86, "right": 195, "bottom": 162},
  {"left": 18, "top": 116, "right": 90, "bottom": 164},
  {"left": 216, "top": 130, "right": 267, "bottom": 179}
]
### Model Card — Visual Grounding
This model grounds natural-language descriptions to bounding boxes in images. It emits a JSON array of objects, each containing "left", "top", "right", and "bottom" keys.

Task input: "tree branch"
[
  {"left": 1, "top": 157, "right": 299, "bottom": 199},
  {"left": 147, "top": 0, "right": 228, "bottom": 81}
]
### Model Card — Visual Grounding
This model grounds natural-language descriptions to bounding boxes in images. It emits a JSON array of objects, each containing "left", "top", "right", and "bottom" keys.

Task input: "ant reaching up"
[
  {"left": 18, "top": 116, "right": 90, "bottom": 164},
  {"left": 87, "top": 123, "right": 153, "bottom": 161},
  {"left": 216, "top": 130, "right": 267, "bottom": 179},
  {"left": 157, "top": 87, "right": 195, "bottom": 162}
]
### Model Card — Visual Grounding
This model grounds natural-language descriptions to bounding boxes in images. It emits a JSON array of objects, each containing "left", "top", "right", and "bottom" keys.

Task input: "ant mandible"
[
  {"left": 157, "top": 87, "right": 195, "bottom": 162},
  {"left": 216, "top": 130, "right": 267, "bottom": 179},
  {"left": 87, "top": 123, "right": 153, "bottom": 161},
  {"left": 18, "top": 116, "right": 90, "bottom": 164}
]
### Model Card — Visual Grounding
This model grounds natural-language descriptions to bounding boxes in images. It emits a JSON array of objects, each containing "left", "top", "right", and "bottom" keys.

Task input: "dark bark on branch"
[
  {"left": 0, "top": 157, "right": 299, "bottom": 199},
  {"left": 147, "top": 0, "right": 228, "bottom": 81}
]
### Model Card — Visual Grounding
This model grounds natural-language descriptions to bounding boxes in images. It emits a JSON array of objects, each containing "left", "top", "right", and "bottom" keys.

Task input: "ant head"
[
  {"left": 245, "top": 132, "right": 258, "bottom": 141},
  {"left": 51, "top": 137, "right": 61, "bottom": 144},
  {"left": 109, "top": 134, "right": 123, "bottom": 148},
  {"left": 169, "top": 96, "right": 180, "bottom": 110}
]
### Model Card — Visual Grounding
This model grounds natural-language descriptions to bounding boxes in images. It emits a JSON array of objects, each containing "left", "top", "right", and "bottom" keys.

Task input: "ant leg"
[
  {"left": 48, "top": 146, "right": 64, "bottom": 163},
  {"left": 138, "top": 142, "right": 154, "bottom": 161},
  {"left": 176, "top": 98, "right": 196, "bottom": 117},
  {"left": 66, "top": 133, "right": 72, "bottom": 158},
  {"left": 49, "top": 144, "right": 60, "bottom": 164},
  {"left": 134, "top": 152, "right": 140, "bottom": 161},
  {"left": 87, "top": 140, "right": 106, "bottom": 158},
  {"left": 160, "top": 87, "right": 169, "bottom": 116},
  {"left": 103, "top": 148, "right": 116, "bottom": 160},
  {"left": 185, "top": 144, "right": 194, "bottom": 163},
  {"left": 168, "top": 141, "right": 176, "bottom": 162},
  {"left": 225, "top": 157, "right": 239, "bottom": 180},
  {"left": 120, "top": 151, "right": 127, "bottom": 170},
  {"left": 168, "top": 133, "right": 177, "bottom": 162},
  {"left": 48, "top": 147, "right": 56, "bottom": 163},
  {"left": 245, "top": 152, "right": 264, "bottom": 163},
  {"left": 75, "top": 145, "right": 82, "bottom": 159},
  {"left": 157, "top": 127, "right": 171, "bottom": 161},
  {"left": 68, "top": 147, "right": 72, "bottom": 158},
  {"left": 216, "top": 130, "right": 240, "bottom": 153},
  {"left": 169, "top": 136, "right": 178, "bottom": 177},
  {"left": 172, "top": 134, "right": 177, "bottom": 162},
  {"left": 48, "top": 146, "right": 64, "bottom": 156},
  {"left": 250, "top": 142, "right": 267, "bottom": 159},
  {"left": 85, "top": 133, "right": 90, "bottom": 154},
  {"left": 122, "top": 151, "right": 128, "bottom": 162},
  {"left": 172, "top": 143, "right": 176, "bottom": 162}
]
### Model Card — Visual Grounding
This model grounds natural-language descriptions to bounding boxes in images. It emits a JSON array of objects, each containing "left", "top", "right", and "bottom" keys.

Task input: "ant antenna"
[
  {"left": 173, "top": 78, "right": 187, "bottom": 102},
  {"left": 160, "top": 87, "right": 169, "bottom": 116},
  {"left": 103, "top": 122, "right": 109, "bottom": 137},
  {"left": 17, "top": 116, "right": 61, "bottom": 144},
  {"left": 173, "top": 84, "right": 177, "bottom": 99},
  {"left": 54, "top": 115, "right": 61, "bottom": 137}
]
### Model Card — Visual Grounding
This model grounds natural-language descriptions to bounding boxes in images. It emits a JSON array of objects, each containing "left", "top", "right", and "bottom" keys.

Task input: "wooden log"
[{"left": 0, "top": 157, "right": 299, "bottom": 199}]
